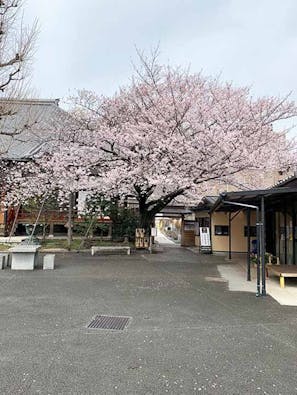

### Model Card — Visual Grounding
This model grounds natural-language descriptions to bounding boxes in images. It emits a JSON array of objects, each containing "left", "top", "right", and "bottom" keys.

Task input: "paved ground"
[
  {"left": 155, "top": 231, "right": 177, "bottom": 245},
  {"left": 218, "top": 261, "right": 297, "bottom": 306},
  {"left": 1, "top": 248, "right": 297, "bottom": 394}
]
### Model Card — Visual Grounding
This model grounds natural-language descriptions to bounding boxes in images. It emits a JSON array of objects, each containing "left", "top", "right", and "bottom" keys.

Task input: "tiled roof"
[
  {"left": 204, "top": 195, "right": 218, "bottom": 204},
  {"left": 273, "top": 174, "right": 297, "bottom": 188},
  {"left": 0, "top": 99, "right": 72, "bottom": 160},
  {"left": 191, "top": 195, "right": 219, "bottom": 211}
]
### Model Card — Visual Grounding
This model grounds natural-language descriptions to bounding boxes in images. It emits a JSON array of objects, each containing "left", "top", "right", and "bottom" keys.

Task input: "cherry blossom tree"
[
  {"left": 69, "top": 53, "right": 296, "bottom": 229},
  {"left": 7, "top": 51, "right": 297, "bottom": 232}
]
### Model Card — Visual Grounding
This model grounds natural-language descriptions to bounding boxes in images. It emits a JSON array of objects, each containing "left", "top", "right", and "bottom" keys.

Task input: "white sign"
[
  {"left": 200, "top": 227, "right": 211, "bottom": 247},
  {"left": 151, "top": 227, "right": 157, "bottom": 237},
  {"left": 77, "top": 191, "right": 89, "bottom": 214}
]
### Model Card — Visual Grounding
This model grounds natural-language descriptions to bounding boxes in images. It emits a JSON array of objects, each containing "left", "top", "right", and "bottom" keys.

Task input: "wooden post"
[
  {"left": 261, "top": 197, "right": 266, "bottom": 296},
  {"left": 108, "top": 223, "right": 112, "bottom": 239},
  {"left": 67, "top": 193, "right": 74, "bottom": 249},
  {"left": 247, "top": 209, "right": 251, "bottom": 281},
  {"left": 8, "top": 205, "right": 20, "bottom": 240},
  {"left": 228, "top": 212, "right": 232, "bottom": 260},
  {"left": 49, "top": 223, "right": 54, "bottom": 237},
  {"left": 256, "top": 208, "right": 261, "bottom": 296}
]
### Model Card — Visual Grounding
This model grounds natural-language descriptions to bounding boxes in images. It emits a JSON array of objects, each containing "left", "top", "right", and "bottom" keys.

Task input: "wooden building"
[
  {"left": 0, "top": 99, "right": 112, "bottom": 238},
  {"left": 194, "top": 176, "right": 297, "bottom": 265}
]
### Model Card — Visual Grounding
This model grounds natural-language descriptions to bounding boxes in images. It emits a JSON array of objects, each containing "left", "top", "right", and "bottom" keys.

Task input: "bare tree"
[
  {"left": 0, "top": 0, "right": 37, "bottom": 100},
  {"left": 0, "top": 0, "right": 38, "bottom": 145},
  {"left": 0, "top": 1, "right": 38, "bottom": 166}
]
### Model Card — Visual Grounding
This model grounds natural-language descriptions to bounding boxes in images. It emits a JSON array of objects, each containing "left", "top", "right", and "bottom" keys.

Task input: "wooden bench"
[
  {"left": 268, "top": 265, "right": 297, "bottom": 288},
  {"left": 91, "top": 246, "right": 131, "bottom": 256}
]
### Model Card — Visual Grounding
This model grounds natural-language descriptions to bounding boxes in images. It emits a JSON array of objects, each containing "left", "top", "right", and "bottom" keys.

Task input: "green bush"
[
  {"left": 250, "top": 252, "right": 277, "bottom": 265},
  {"left": 111, "top": 208, "right": 139, "bottom": 241}
]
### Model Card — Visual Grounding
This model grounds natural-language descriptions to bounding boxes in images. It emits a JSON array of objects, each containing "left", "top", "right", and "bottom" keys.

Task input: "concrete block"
[
  {"left": 43, "top": 254, "right": 55, "bottom": 270},
  {"left": 10, "top": 245, "right": 40, "bottom": 270},
  {"left": 0, "top": 253, "right": 9, "bottom": 268},
  {"left": 0, "top": 255, "right": 5, "bottom": 269}
]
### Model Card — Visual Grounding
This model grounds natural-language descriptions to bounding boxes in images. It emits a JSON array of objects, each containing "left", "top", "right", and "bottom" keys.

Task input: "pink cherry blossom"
[{"left": 6, "top": 53, "right": 297, "bottom": 230}]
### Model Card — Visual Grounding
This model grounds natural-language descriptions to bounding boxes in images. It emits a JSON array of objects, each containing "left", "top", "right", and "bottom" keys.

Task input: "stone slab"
[
  {"left": 91, "top": 246, "right": 131, "bottom": 256},
  {"left": 43, "top": 254, "right": 55, "bottom": 270}
]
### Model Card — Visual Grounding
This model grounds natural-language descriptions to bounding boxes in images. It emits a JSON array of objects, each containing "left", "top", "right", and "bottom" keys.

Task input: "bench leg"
[{"left": 280, "top": 275, "right": 285, "bottom": 289}]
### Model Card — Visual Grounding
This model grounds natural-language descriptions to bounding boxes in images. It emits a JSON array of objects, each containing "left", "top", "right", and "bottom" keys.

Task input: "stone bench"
[
  {"left": 10, "top": 244, "right": 40, "bottom": 270},
  {"left": 91, "top": 246, "right": 131, "bottom": 256},
  {"left": 43, "top": 254, "right": 55, "bottom": 270}
]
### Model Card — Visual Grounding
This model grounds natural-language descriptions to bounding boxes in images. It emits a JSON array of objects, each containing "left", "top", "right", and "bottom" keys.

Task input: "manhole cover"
[{"left": 87, "top": 315, "right": 131, "bottom": 330}]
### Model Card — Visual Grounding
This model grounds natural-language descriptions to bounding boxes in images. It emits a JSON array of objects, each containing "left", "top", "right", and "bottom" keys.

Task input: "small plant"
[{"left": 250, "top": 252, "right": 277, "bottom": 265}]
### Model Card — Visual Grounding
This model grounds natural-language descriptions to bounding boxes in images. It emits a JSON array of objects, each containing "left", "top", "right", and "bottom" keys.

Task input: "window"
[
  {"left": 214, "top": 225, "right": 229, "bottom": 236},
  {"left": 244, "top": 226, "right": 257, "bottom": 237}
]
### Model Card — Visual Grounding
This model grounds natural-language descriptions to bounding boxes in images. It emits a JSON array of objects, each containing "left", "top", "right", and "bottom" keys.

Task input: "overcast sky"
[{"left": 24, "top": 0, "right": 297, "bottom": 114}]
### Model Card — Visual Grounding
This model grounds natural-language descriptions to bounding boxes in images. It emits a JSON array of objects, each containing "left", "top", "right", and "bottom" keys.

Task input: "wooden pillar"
[
  {"left": 261, "top": 197, "right": 266, "bottom": 296},
  {"left": 67, "top": 193, "right": 74, "bottom": 249},
  {"left": 247, "top": 209, "right": 251, "bottom": 281},
  {"left": 293, "top": 200, "right": 296, "bottom": 265},
  {"left": 228, "top": 212, "right": 232, "bottom": 260},
  {"left": 256, "top": 208, "right": 261, "bottom": 296},
  {"left": 108, "top": 223, "right": 112, "bottom": 239},
  {"left": 284, "top": 205, "right": 287, "bottom": 265},
  {"left": 181, "top": 214, "right": 185, "bottom": 246},
  {"left": 49, "top": 223, "right": 54, "bottom": 238}
]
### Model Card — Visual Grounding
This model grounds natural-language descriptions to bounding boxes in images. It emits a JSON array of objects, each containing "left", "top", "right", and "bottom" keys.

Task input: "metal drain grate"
[{"left": 87, "top": 315, "right": 131, "bottom": 330}]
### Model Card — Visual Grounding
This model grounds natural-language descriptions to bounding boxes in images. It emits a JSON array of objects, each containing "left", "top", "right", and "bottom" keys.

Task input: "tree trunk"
[
  {"left": 139, "top": 213, "right": 154, "bottom": 234},
  {"left": 138, "top": 201, "right": 155, "bottom": 235}
]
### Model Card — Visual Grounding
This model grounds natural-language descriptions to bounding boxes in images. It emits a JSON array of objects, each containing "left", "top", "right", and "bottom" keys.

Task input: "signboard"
[
  {"left": 77, "top": 191, "right": 89, "bottom": 214},
  {"left": 135, "top": 228, "right": 149, "bottom": 249},
  {"left": 151, "top": 227, "right": 157, "bottom": 237},
  {"left": 199, "top": 227, "right": 211, "bottom": 253}
]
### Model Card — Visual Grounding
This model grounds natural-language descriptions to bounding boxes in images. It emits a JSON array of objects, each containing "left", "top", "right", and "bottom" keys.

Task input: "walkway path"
[
  {"left": 155, "top": 230, "right": 177, "bottom": 245},
  {"left": 0, "top": 247, "right": 296, "bottom": 394}
]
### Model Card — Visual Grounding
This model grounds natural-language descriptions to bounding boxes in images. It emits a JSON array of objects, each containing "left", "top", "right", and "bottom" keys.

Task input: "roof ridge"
[
  {"left": 273, "top": 174, "right": 297, "bottom": 188},
  {"left": 0, "top": 98, "right": 60, "bottom": 106}
]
